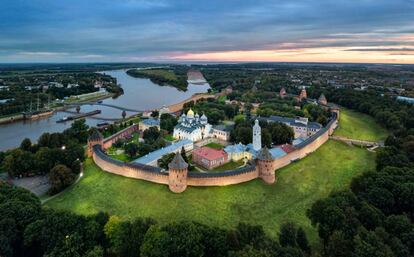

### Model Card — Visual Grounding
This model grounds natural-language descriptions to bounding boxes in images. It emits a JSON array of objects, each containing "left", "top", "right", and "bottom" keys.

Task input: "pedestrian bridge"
[
  {"left": 67, "top": 102, "right": 145, "bottom": 113},
  {"left": 330, "top": 136, "right": 383, "bottom": 147}
]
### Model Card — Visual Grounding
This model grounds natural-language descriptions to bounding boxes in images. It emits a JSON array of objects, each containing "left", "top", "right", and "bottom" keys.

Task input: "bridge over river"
[{"left": 67, "top": 102, "right": 146, "bottom": 113}]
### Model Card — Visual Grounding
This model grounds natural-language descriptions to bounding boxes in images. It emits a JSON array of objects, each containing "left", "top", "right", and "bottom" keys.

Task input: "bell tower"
[{"left": 252, "top": 119, "right": 262, "bottom": 151}]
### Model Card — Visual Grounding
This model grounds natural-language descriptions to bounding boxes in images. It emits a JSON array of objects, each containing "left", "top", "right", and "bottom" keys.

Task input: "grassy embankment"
[
  {"left": 45, "top": 109, "right": 383, "bottom": 243},
  {"left": 46, "top": 140, "right": 374, "bottom": 242},
  {"left": 334, "top": 108, "right": 388, "bottom": 141}
]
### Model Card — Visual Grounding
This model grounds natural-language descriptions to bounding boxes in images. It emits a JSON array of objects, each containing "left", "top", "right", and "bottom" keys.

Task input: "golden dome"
[{"left": 187, "top": 108, "right": 194, "bottom": 117}]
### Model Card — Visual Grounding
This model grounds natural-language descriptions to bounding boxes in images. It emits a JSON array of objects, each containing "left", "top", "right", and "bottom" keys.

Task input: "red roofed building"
[
  {"left": 192, "top": 146, "right": 229, "bottom": 170},
  {"left": 278, "top": 143, "right": 296, "bottom": 154}
]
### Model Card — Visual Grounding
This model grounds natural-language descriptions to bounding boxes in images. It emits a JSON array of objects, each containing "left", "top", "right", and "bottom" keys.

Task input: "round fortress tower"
[
  {"left": 257, "top": 147, "right": 276, "bottom": 184},
  {"left": 168, "top": 153, "right": 189, "bottom": 193},
  {"left": 87, "top": 130, "right": 103, "bottom": 157}
]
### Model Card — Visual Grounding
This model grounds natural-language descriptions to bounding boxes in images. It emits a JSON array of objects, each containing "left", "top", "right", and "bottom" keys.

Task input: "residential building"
[
  {"left": 192, "top": 146, "right": 229, "bottom": 170},
  {"left": 139, "top": 118, "right": 160, "bottom": 131}
]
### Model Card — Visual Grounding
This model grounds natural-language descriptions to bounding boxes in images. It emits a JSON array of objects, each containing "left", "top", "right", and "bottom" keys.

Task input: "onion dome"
[
  {"left": 257, "top": 147, "right": 273, "bottom": 161},
  {"left": 187, "top": 108, "right": 194, "bottom": 117},
  {"left": 200, "top": 113, "right": 207, "bottom": 120},
  {"left": 168, "top": 152, "right": 188, "bottom": 170}
]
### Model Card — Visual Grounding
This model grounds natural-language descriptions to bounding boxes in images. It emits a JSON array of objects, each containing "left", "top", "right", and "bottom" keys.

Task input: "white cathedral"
[{"left": 173, "top": 109, "right": 212, "bottom": 142}]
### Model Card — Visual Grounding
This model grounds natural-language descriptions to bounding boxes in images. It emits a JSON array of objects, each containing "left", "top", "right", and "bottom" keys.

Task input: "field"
[
  {"left": 204, "top": 142, "right": 225, "bottom": 149},
  {"left": 334, "top": 108, "right": 388, "bottom": 141},
  {"left": 45, "top": 140, "right": 375, "bottom": 242}
]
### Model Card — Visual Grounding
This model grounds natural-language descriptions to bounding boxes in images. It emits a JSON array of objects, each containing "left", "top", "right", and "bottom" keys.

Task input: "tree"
[
  {"left": 160, "top": 113, "right": 177, "bottom": 133},
  {"left": 269, "top": 122, "right": 294, "bottom": 145},
  {"left": 181, "top": 146, "right": 188, "bottom": 163},
  {"left": 106, "top": 218, "right": 156, "bottom": 257},
  {"left": 64, "top": 119, "right": 89, "bottom": 143},
  {"left": 143, "top": 127, "right": 161, "bottom": 144},
  {"left": 2, "top": 149, "right": 35, "bottom": 177},
  {"left": 124, "top": 143, "right": 139, "bottom": 158},
  {"left": 296, "top": 227, "right": 310, "bottom": 254},
  {"left": 376, "top": 147, "right": 410, "bottom": 171},
  {"left": 140, "top": 225, "right": 170, "bottom": 257},
  {"left": 261, "top": 128, "right": 272, "bottom": 148},
  {"left": 151, "top": 110, "right": 159, "bottom": 118},
  {"left": 76, "top": 105, "right": 81, "bottom": 114},
  {"left": 48, "top": 164, "right": 76, "bottom": 194},
  {"left": 122, "top": 110, "right": 126, "bottom": 119},
  {"left": 279, "top": 222, "right": 297, "bottom": 248},
  {"left": 84, "top": 246, "right": 104, "bottom": 257},
  {"left": 20, "top": 138, "right": 32, "bottom": 151},
  {"left": 157, "top": 153, "right": 175, "bottom": 170}
]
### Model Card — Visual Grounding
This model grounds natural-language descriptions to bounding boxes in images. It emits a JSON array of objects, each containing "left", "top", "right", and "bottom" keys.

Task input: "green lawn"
[
  {"left": 211, "top": 160, "right": 245, "bottom": 171},
  {"left": 204, "top": 142, "right": 225, "bottom": 149},
  {"left": 334, "top": 108, "right": 388, "bottom": 142},
  {"left": 164, "top": 134, "right": 175, "bottom": 142},
  {"left": 45, "top": 140, "right": 375, "bottom": 243},
  {"left": 218, "top": 95, "right": 227, "bottom": 103}
]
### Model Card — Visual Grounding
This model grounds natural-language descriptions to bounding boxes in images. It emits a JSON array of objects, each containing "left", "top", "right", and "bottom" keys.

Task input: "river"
[{"left": 0, "top": 69, "right": 210, "bottom": 151}]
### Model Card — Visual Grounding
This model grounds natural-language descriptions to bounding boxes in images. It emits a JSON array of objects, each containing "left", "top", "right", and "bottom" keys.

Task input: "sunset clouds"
[{"left": 1, "top": 0, "right": 413, "bottom": 63}]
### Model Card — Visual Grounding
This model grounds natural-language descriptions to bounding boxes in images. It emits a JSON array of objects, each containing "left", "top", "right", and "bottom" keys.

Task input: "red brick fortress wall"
[{"left": 89, "top": 110, "right": 339, "bottom": 192}]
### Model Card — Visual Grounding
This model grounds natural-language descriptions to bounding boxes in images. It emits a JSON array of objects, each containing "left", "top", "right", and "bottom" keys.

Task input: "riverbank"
[
  {"left": 0, "top": 70, "right": 211, "bottom": 151},
  {"left": 126, "top": 68, "right": 188, "bottom": 91},
  {"left": 0, "top": 91, "right": 115, "bottom": 125}
]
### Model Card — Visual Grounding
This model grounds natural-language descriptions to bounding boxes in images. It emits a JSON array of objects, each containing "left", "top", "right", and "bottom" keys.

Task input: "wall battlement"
[{"left": 89, "top": 109, "right": 339, "bottom": 193}]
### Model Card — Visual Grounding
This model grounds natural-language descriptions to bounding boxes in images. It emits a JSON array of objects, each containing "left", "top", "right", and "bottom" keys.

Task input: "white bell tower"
[{"left": 253, "top": 119, "right": 262, "bottom": 151}]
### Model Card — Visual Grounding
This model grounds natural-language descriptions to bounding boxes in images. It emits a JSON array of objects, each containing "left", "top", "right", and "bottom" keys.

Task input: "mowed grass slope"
[
  {"left": 334, "top": 108, "right": 388, "bottom": 141},
  {"left": 45, "top": 140, "right": 375, "bottom": 242}
]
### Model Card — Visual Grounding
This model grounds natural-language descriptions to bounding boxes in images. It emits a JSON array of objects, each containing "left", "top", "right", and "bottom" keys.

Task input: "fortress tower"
[
  {"left": 257, "top": 147, "right": 275, "bottom": 184},
  {"left": 279, "top": 87, "right": 287, "bottom": 98},
  {"left": 252, "top": 119, "right": 262, "bottom": 151},
  {"left": 318, "top": 93, "right": 328, "bottom": 105},
  {"left": 87, "top": 130, "right": 103, "bottom": 157},
  {"left": 168, "top": 153, "right": 189, "bottom": 193},
  {"left": 298, "top": 87, "right": 307, "bottom": 100}
]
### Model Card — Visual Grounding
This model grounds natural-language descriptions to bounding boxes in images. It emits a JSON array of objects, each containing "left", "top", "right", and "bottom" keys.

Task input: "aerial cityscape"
[{"left": 0, "top": 1, "right": 413, "bottom": 257}]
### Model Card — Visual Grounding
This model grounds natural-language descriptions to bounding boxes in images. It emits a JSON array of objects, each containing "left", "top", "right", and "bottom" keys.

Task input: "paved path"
[{"left": 12, "top": 175, "right": 50, "bottom": 196}]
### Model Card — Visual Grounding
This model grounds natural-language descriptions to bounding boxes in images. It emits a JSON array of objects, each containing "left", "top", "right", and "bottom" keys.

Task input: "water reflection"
[{"left": 0, "top": 69, "right": 210, "bottom": 150}]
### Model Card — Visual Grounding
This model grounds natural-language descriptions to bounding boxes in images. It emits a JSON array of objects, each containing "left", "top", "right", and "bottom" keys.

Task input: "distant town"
[{"left": 0, "top": 62, "right": 413, "bottom": 257}]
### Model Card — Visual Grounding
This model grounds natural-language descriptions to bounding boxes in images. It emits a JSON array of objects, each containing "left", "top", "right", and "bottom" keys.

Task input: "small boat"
[
  {"left": 97, "top": 100, "right": 103, "bottom": 104},
  {"left": 97, "top": 122, "right": 109, "bottom": 127},
  {"left": 56, "top": 116, "right": 70, "bottom": 123}
]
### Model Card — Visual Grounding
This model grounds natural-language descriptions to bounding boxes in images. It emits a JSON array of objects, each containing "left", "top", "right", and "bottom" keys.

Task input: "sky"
[{"left": 1, "top": 0, "right": 414, "bottom": 64}]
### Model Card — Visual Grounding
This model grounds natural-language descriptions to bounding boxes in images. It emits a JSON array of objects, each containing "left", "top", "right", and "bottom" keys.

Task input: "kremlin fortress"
[{"left": 87, "top": 89, "right": 339, "bottom": 193}]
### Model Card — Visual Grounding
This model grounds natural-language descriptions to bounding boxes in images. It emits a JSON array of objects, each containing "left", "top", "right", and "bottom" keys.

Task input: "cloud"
[
  {"left": 0, "top": 0, "right": 414, "bottom": 63},
  {"left": 18, "top": 51, "right": 69, "bottom": 57},
  {"left": 344, "top": 47, "right": 414, "bottom": 52}
]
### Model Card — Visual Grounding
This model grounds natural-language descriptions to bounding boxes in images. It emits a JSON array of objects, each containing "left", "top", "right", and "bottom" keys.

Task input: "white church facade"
[{"left": 173, "top": 109, "right": 212, "bottom": 142}]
